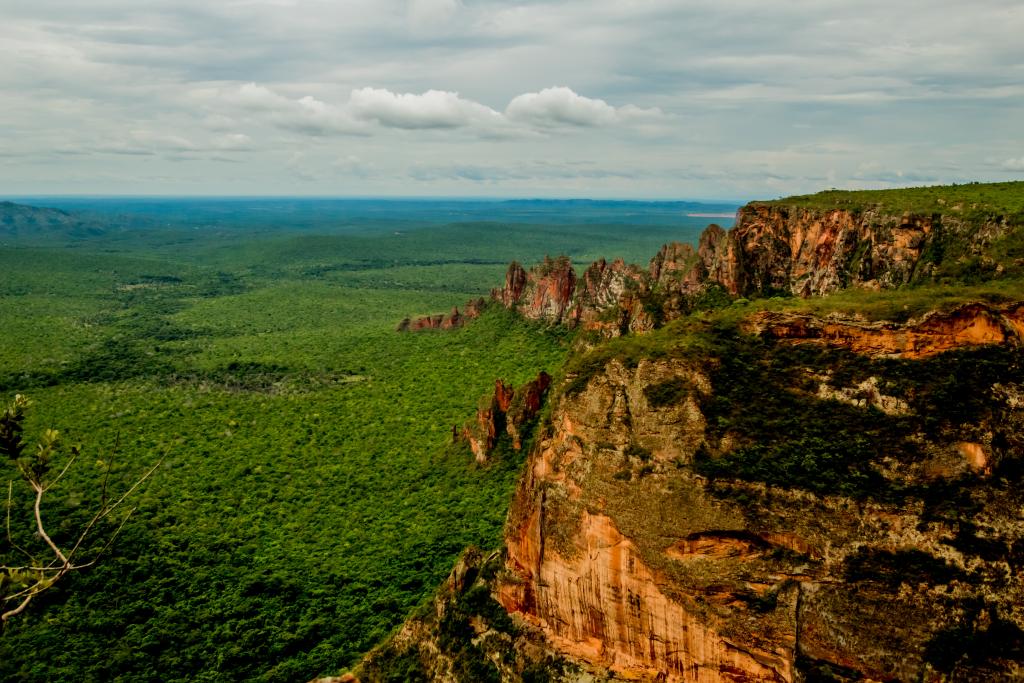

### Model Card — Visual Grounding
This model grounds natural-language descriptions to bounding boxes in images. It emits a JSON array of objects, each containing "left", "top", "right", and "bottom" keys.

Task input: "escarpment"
[
  {"left": 709, "top": 201, "right": 1019, "bottom": 298},
  {"left": 359, "top": 305, "right": 1024, "bottom": 681},
  {"left": 489, "top": 316, "right": 1024, "bottom": 682},
  {"left": 361, "top": 185, "right": 1024, "bottom": 682},
  {"left": 432, "top": 193, "right": 1021, "bottom": 335},
  {"left": 401, "top": 190, "right": 1021, "bottom": 333}
]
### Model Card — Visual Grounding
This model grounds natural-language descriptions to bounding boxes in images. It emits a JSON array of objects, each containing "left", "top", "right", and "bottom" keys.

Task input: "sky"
[{"left": 1, "top": 0, "right": 1022, "bottom": 200}]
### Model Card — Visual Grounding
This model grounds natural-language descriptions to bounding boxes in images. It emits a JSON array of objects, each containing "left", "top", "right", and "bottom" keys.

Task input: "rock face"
[
  {"left": 492, "top": 316, "right": 1024, "bottom": 682},
  {"left": 492, "top": 256, "right": 655, "bottom": 334},
  {"left": 746, "top": 301, "right": 1024, "bottom": 359},
  {"left": 707, "top": 205, "right": 938, "bottom": 296},
  {"left": 494, "top": 256, "right": 582, "bottom": 325},
  {"left": 461, "top": 372, "right": 552, "bottom": 462},
  {"left": 497, "top": 357, "right": 796, "bottom": 682},
  {"left": 703, "top": 204, "right": 1016, "bottom": 298},
  {"left": 484, "top": 200, "right": 1020, "bottom": 337},
  {"left": 362, "top": 191, "right": 1024, "bottom": 682}
]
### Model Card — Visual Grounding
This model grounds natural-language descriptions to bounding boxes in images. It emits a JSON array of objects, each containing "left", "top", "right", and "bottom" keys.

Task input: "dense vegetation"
[{"left": 0, "top": 198, "right": 730, "bottom": 681}]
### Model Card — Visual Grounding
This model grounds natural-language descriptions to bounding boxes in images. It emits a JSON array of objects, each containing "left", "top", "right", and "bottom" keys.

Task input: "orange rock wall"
[{"left": 747, "top": 302, "right": 1024, "bottom": 358}]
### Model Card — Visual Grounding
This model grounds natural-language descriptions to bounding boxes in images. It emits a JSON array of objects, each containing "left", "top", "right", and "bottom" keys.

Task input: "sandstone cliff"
[
  {"left": 702, "top": 202, "right": 1019, "bottom": 298},
  {"left": 492, "top": 310, "right": 1024, "bottom": 681},
  {"left": 359, "top": 300, "right": 1024, "bottom": 682},
  {"left": 363, "top": 185, "right": 1024, "bottom": 683},
  {"left": 460, "top": 372, "right": 552, "bottom": 463}
]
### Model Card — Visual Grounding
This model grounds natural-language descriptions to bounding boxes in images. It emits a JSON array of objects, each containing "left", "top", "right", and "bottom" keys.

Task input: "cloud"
[
  {"left": 505, "top": 87, "right": 663, "bottom": 127},
  {"left": 216, "top": 83, "right": 369, "bottom": 136},
  {"left": 128, "top": 130, "right": 198, "bottom": 152},
  {"left": 3, "top": 0, "right": 1022, "bottom": 196},
  {"left": 208, "top": 83, "right": 658, "bottom": 137},
  {"left": 408, "top": 160, "right": 644, "bottom": 183},
  {"left": 1002, "top": 157, "right": 1024, "bottom": 171},
  {"left": 349, "top": 87, "right": 501, "bottom": 129}
]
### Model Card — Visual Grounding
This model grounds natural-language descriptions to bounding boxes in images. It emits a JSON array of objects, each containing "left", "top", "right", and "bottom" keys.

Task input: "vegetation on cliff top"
[{"left": 756, "top": 180, "right": 1024, "bottom": 220}]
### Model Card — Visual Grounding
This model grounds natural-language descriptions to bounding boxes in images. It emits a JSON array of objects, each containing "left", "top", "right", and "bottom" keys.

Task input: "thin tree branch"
[
  {"left": 2, "top": 590, "right": 39, "bottom": 623},
  {"left": 42, "top": 448, "right": 80, "bottom": 493},
  {"left": 5, "top": 481, "right": 34, "bottom": 563},
  {"left": 2, "top": 396, "right": 162, "bottom": 625},
  {"left": 33, "top": 486, "right": 68, "bottom": 567},
  {"left": 64, "top": 457, "right": 162, "bottom": 563},
  {"left": 69, "top": 507, "right": 136, "bottom": 569}
]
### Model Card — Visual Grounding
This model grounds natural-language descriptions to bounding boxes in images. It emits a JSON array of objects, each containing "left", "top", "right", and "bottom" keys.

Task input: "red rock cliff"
[
  {"left": 491, "top": 307, "right": 1024, "bottom": 682},
  {"left": 703, "top": 204, "right": 1013, "bottom": 297}
]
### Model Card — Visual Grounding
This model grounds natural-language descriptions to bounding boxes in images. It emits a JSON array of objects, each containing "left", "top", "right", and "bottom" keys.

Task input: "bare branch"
[
  {"left": 33, "top": 486, "right": 68, "bottom": 567},
  {"left": 65, "top": 457, "right": 162, "bottom": 563},
  {"left": 70, "top": 507, "right": 136, "bottom": 569},
  {"left": 42, "top": 447, "right": 80, "bottom": 493},
  {"left": 3, "top": 590, "right": 39, "bottom": 624},
  {"left": 2, "top": 576, "right": 59, "bottom": 624},
  {"left": 5, "top": 481, "right": 34, "bottom": 563}
]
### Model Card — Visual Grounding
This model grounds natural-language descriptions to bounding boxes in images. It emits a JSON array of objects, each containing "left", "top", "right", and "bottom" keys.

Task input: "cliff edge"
[{"left": 354, "top": 182, "right": 1024, "bottom": 683}]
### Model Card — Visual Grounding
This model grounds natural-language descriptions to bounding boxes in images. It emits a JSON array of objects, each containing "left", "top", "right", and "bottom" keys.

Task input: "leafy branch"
[{"left": 1, "top": 395, "right": 161, "bottom": 625}]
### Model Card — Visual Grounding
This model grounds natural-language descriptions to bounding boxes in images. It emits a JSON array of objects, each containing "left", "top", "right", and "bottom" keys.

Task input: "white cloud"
[
  {"left": 349, "top": 87, "right": 501, "bottom": 129},
  {"left": 220, "top": 84, "right": 660, "bottom": 135},
  {"left": 215, "top": 83, "right": 368, "bottom": 136},
  {"left": 231, "top": 82, "right": 293, "bottom": 112},
  {"left": 506, "top": 87, "right": 616, "bottom": 126},
  {"left": 505, "top": 87, "right": 664, "bottom": 127},
  {"left": 128, "top": 129, "right": 198, "bottom": 152}
]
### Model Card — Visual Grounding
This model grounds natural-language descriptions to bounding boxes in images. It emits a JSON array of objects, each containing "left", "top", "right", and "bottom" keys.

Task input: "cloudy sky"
[{"left": 1, "top": 0, "right": 1022, "bottom": 199}]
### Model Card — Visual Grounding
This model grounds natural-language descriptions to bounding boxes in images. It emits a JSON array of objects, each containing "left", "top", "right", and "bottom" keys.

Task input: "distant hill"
[{"left": 0, "top": 201, "right": 106, "bottom": 239}]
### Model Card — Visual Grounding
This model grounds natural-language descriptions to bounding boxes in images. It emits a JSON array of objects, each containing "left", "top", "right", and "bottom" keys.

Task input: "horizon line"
[{"left": 0, "top": 194, "right": 750, "bottom": 204}]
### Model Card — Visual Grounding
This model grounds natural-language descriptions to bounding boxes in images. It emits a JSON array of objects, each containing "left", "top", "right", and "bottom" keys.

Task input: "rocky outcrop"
[
  {"left": 493, "top": 256, "right": 580, "bottom": 325},
  {"left": 497, "top": 358, "right": 799, "bottom": 682},
  {"left": 357, "top": 547, "right": 583, "bottom": 683},
  {"left": 491, "top": 327, "right": 1024, "bottom": 682},
  {"left": 648, "top": 242, "right": 699, "bottom": 288},
  {"left": 364, "top": 186, "right": 1024, "bottom": 682},
  {"left": 484, "top": 206, "right": 1005, "bottom": 335},
  {"left": 700, "top": 204, "right": 1017, "bottom": 298},
  {"left": 709, "top": 205, "right": 939, "bottom": 296},
  {"left": 746, "top": 301, "right": 1024, "bottom": 358},
  {"left": 413, "top": 191, "right": 1021, "bottom": 337},
  {"left": 461, "top": 372, "right": 552, "bottom": 463},
  {"left": 491, "top": 256, "right": 656, "bottom": 334},
  {"left": 397, "top": 297, "right": 487, "bottom": 332}
]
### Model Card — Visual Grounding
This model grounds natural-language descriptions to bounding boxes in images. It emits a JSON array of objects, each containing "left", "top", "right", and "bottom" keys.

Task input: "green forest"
[{"left": 0, "top": 199, "right": 728, "bottom": 681}]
